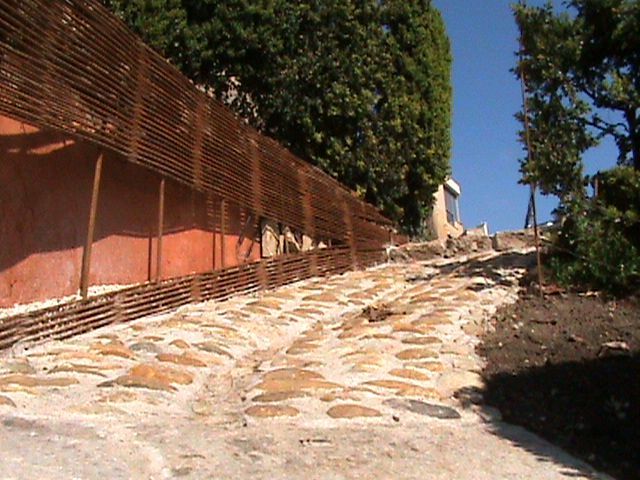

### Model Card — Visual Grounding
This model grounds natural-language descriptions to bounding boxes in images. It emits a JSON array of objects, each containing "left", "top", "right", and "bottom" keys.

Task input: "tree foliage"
[
  {"left": 514, "top": 0, "right": 640, "bottom": 202},
  {"left": 550, "top": 167, "right": 640, "bottom": 293},
  {"left": 102, "top": 0, "right": 452, "bottom": 235},
  {"left": 515, "top": 1, "right": 640, "bottom": 293}
]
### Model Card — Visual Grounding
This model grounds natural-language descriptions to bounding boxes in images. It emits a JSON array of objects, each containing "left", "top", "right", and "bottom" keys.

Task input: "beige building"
[{"left": 429, "top": 178, "right": 464, "bottom": 239}]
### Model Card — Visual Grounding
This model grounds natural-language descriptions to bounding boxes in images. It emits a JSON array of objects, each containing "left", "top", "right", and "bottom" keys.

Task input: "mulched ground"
[{"left": 479, "top": 291, "right": 640, "bottom": 480}]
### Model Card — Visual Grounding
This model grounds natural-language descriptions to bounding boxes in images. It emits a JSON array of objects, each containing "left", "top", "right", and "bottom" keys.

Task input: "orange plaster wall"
[{"left": 0, "top": 115, "right": 260, "bottom": 308}]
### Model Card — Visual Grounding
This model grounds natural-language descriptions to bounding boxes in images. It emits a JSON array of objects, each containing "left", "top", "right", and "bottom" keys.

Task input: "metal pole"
[
  {"left": 80, "top": 151, "right": 104, "bottom": 299},
  {"left": 156, "top": 178, "right": 165, "bottom": 281}
]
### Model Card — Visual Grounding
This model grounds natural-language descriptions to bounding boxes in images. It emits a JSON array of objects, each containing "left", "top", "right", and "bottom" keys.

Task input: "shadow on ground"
[
  {"left": 438, "top": 251, "right": 639, "bottom": 478},
  {"left": 475, "top": 288, "right": 640, "bottom": 480},
  {"left": 478, "top": 354, "right": 639, "bottom": 480},
  {"left": 437, "top": 251, "right": 537, "bottom": 288}
]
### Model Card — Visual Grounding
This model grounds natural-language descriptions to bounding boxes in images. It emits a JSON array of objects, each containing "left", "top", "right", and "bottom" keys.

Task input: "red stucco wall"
[{"left": 0, "top": 116, "right": 259, "bottom": 308}]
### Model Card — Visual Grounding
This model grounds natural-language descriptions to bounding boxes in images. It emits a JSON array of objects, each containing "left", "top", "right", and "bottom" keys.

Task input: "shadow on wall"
[{"left": 0, "top": 117, "right": 259, "bottom": 306}]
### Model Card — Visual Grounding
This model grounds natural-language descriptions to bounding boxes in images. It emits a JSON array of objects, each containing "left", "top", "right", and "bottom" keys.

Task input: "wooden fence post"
[
  {"left": 156, "top": 178, "right": 165, "bottom": 281},
  {"left": 80, "top": 151, "right": 104, "bottom": 299},
  {"left": 220, "top": 199, "right": 227, "bottom": 268}
]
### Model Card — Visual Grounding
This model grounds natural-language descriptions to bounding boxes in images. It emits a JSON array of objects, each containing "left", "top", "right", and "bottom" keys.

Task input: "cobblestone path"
[{"left": 0, "top": 249, "right": 610, "bottom": 479}]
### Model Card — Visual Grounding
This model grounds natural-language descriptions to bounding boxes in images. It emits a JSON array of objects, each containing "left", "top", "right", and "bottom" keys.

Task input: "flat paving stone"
[
  {"left": 286, "top": 342, "right": 319, "bottom": 355},
  {"left": 262, "top": 291, "right": 298, "bottom": 300},
  {"left": 392, "top": 324, "right": 427, "bottom": 334},
  {"left": 195, "top": 342, "right": 234, "bottom": 358},
  {"left": 129, "top": 342, "right": 163, "bottom": 354},
  {"left": 319, "top": 389, "right": 363, "bottom": 403},
  {"left": 350, "top": 363, "right": 382, "bottom": 373},
  {"left": 0, "top": 395, "right": 16, "bottom": 407},
  {"left": 389, "top": 368, "right": 430, "bottom": 381},
  {"left": 269, "top": 356, "right": 320, "bottom": 368},
  {"left": 54, "top": 351, "right": 116, "bottom": 363},
  {"left": 435, "top": 371, "right": 484, "bottom": 399},
  {"left": 362, "top": 379, "right": 420, "bottom": 391},
  {"left": 364, "top": 333, "right": 395, "bottom": 340},
  {"left": 201, "top": 323, "right": 239, "bottom": 334},
  {"left": 91, "top": 341, "right": 136, "bottom": 359},
  {"left": 349, "top": 356, "right": 386, "bottom": 369},
  {"left": 346, "top": 292, "right": 374, "bottom": 300},
  {"left": 408, "top": 361, "right": 446, "bottom": 372},
  {"left": 245, "top": 405, "right": 299, "bottom": 418},
  {"left": 401, "top": 336, "right": 440, "bottom": 345},
  {"left": 338, "top": 326, "right": 375, "bottom": 339},
  {"left": 156, "top": 352, "right": 209, "bottom": 368},
  {"left": 0, "top": 374, "right": 79, "bottom": 388},
  {"left": 49, "top": 363, "right": 108, "bottom": 377},
  {"left": 169, "top": 339, "right": 190, "bottom": 349},
  {"left": 384, "top": 399, "right": 461, "bottom": 419},
  {"left": 262, "top": 368, "right": 324, "bottom": 382},
  {"left": 251, "top": 391, "right": 310, "bottom": 403},
  {"left": 242, "top": 306, "right": 272, "bottom": 316},
  {"left": 396, "top": 348, "right": 438, "bottom": 360},
  {"left": 327, "top": 404, "right": 382, "bottom": 419},
  {"left": 290, "top": 308, "right": 324, "bottom": 317},
  {"left": 98, "top": 390, "right": 139, "bottom": 403},
  {"left": 302, "top": 293, "right": 341, "bottom": 303},
  {"left": 254, "top": 378, "right": 342, "bottom": 394},
  {"left": 394, "top": 385, "right": 439, "bottom": 399},
  {"left": 99, "top": 363, "right": 193, "bottom": 393},
  {"left": 68, "top": 403, "right": 125, "bottom": 416},
  {"left": 412, "top": 316, "right": 452, "bottom": 327},
  {"left": 1, "top": 361, "right": 36, "bottom": 375},
  {"left": 100, "top": 375, "right": 174, "bottom": 393},
  {"left": 410, "top": 293, "right": 439, "bottom": 304},
  {"left": 247, "top": 299, "right": 283, "bottom": 310}
]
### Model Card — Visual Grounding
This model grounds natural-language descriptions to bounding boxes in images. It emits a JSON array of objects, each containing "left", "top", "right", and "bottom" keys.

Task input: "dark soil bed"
[{"left": 479, "top": 292, "right": 640, "bottom": 480}]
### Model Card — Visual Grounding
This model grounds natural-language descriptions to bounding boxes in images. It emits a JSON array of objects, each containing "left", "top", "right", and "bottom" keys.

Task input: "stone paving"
[{"left": 0, "top": 249, "right": 611, "bottom": 479}]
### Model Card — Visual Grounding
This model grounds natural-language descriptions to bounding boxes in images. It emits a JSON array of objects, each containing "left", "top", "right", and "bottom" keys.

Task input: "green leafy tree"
[
  {"left": 103, "top": 0, "right": 452, "bottom": 235},
  {"left": 515, "top": 1, "right": 640, "bottom": 293},
  {"left": 514, "top": 0, "right": 640, "bottom": 201},
  {"left": 382, "top": 1, "right": 452, "bottom": 233}
]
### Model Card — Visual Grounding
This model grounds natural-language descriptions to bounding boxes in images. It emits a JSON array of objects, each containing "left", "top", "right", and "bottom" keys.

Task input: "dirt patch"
[
  {"left": 479, "top": 292, "right": 640, "bottom": 480},
  {"left": 362, "top": 305, "right": 393, "bottom": 323}
]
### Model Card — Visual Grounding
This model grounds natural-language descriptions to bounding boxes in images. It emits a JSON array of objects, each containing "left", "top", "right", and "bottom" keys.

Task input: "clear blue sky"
[{"left": 432, "top": 0, "right": 617, "bottom": 233}]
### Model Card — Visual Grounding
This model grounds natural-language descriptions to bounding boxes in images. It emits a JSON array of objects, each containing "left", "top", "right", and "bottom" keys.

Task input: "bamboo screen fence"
[{"left": 0, "top": 0, "right": 400, "bottom": 350}]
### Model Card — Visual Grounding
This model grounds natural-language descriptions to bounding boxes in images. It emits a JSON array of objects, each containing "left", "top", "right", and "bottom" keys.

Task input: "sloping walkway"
[{"left": 0, "top": 249, "right": 611, "bottom": 479}]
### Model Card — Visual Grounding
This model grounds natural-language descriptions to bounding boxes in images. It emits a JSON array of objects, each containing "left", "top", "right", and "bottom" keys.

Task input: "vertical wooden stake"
[
  {"left": 80, "top": 151, "right": 104, "bottom": 299},
  {"left": 341, "top": 198, "right": 357, "bottom": 269},
  {"left": 284, "top": 227, "right": 289, "bottom": 255},
  {"left": 212, "top": 201, "right": 217, "bottom": 270},
  {"left": 156, "top": 178, "right": 165, "bottom": 281},
  {"left": 220, "top": 199, "right": 226, "bottom": 268},
  {"left": 518, "top": 12, "right": 544, "bottom": 297}
]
